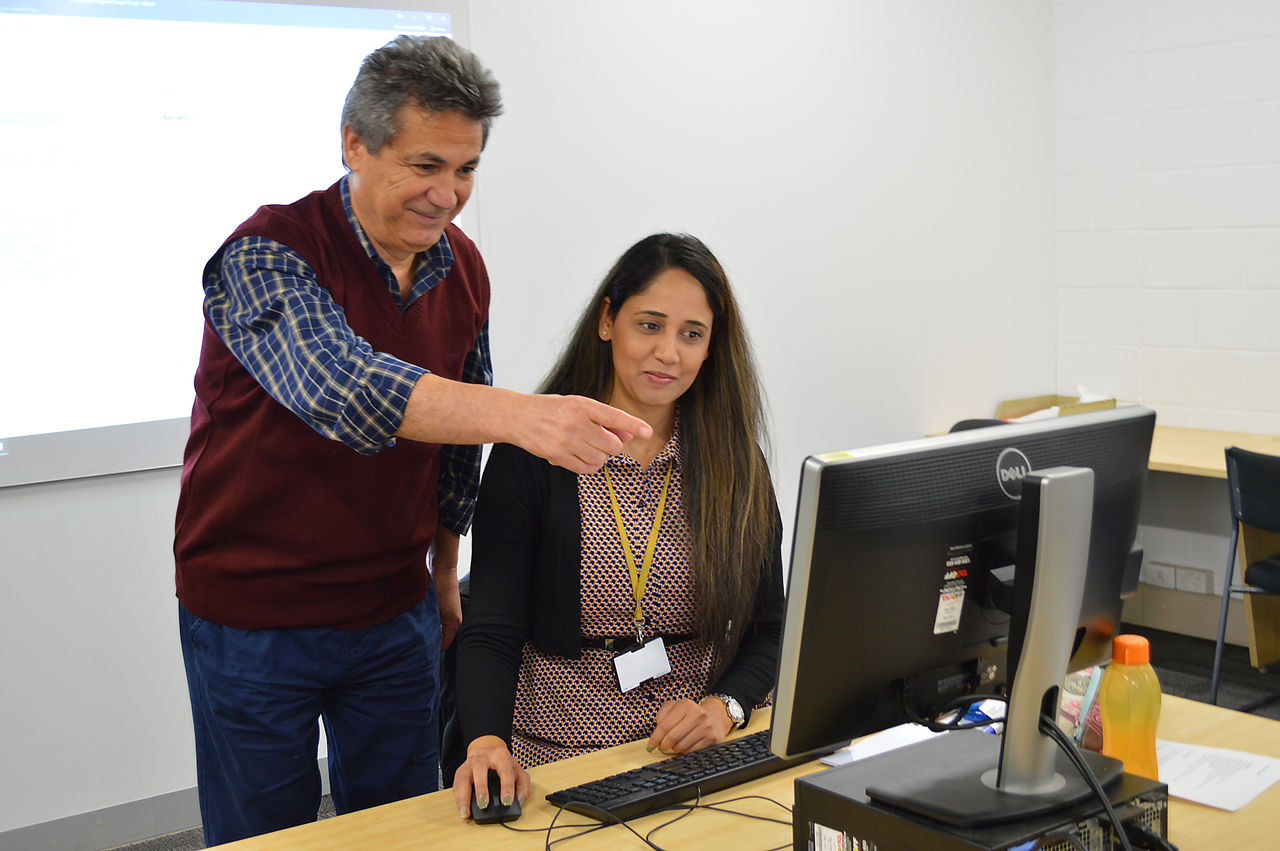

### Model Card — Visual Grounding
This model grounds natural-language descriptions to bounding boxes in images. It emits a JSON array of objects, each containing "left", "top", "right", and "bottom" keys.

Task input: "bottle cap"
[{"left": 1112, "top": 634, "right": 1150, "bottom": 665}]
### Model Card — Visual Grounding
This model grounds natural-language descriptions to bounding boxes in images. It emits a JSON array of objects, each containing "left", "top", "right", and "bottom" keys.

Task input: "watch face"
[{"left": 718, "top": 694, "right": 744, "bottom": 725}]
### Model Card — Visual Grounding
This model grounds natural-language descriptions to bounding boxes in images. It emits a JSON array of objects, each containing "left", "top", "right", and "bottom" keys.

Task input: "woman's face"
[{"left": 599, "top": 267, "right": 714, "bottom": 418}]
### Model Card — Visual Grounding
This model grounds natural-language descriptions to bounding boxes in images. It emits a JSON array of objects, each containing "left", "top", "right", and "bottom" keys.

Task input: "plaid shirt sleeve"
[
  {"left": 437, "top": 320, "right": 492, "bottom": 536},
  {"left": 206, "top": 236, "right": 427, "bottom": 455}
]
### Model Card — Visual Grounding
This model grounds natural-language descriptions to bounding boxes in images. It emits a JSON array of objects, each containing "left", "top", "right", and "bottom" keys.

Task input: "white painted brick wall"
[
  {"left": 1141, "top": 290, "right": 1193, "bottom": 347},
  {"left": 1091, "top": 174, "right": 1143, "bottom": 230},
  {"left": 1143, "top": 231, "right": 1247, "bottom": 288},
  {"left": 1096, "top": 289, "right": 1142, "bottom": 344},
  {"left": 1246, "top": 354, "right": 1280, "bottom": 407},
  {"left": 1055, "top": 0, "right": 1280, "bottom": 429},
  {"left": 1142, "top": 0, "right": 1280, "bottom": 49},
  {"left": 1057, "top": 288, "right": 1095, "bottom": 343},
  {"left": 1246, "top": 229, "right": 1280, "bottom": 286}
]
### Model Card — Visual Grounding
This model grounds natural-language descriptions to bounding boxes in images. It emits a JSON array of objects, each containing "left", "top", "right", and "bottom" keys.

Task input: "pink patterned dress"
[{"left": 511, "top": 426, "right": 718, "bottom": 767}]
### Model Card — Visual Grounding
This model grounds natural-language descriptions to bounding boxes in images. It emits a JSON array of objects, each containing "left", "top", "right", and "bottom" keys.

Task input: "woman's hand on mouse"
[{"left": 452, "top": 736, "right": 529, "bottom": 819}]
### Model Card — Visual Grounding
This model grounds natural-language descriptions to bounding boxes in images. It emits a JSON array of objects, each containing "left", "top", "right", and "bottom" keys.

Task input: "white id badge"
[{"left": 613, "top": 636, "right": 671, "bottom": 693}]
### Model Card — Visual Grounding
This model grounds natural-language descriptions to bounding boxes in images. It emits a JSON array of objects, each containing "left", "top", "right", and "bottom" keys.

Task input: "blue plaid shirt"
[{"left": 203, "top": 176, "right": 492, "bottom": 535}]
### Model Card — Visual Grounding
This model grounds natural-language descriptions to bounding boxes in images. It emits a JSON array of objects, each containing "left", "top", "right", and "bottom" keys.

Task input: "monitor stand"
[
  {"left": 865, "top": 730, "right": 1122, "bottom": 825},
  {"left": 873, "top": 467, "right": 1120, "bottom": 825}
]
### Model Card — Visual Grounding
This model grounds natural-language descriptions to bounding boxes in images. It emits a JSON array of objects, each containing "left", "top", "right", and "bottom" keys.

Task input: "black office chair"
[
  {"left": 439, "top": 574, "right": 471, "bottom": 785},
  {"left": 948, "top": 418, "right": 1009, "bottom": 433},
  {"left": 1209, "top": 446, "right": 1280, "bottom": 708}
]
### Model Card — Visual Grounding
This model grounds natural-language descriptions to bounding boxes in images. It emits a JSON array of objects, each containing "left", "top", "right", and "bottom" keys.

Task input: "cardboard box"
[{"left": 995, "top": 394, "right": 1116, "bottom": 420}]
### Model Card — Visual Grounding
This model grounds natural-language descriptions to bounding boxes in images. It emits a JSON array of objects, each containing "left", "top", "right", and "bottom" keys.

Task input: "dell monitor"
[{"left": 770, "top": 405, "right": 1156, "bottom": 825}]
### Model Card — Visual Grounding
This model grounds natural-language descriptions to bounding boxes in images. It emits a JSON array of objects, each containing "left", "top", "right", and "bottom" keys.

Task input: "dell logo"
[{"left": 996, "top": 447, "right": 1033, "bottom": 500}]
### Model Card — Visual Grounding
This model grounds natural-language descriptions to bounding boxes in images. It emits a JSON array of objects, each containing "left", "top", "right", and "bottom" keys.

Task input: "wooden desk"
[
  {"left": 1148, "top": 425, "right": 1280, "bottom": 479},
  {"left": 1147, "top": 425, "right": 1280, "bottom": 666},
  {"left": 219, "top": 696, "right": 1278, "bottom": 849},
  {"left": 1156, "top": 694, "right": 1280, "bottom": 846}
]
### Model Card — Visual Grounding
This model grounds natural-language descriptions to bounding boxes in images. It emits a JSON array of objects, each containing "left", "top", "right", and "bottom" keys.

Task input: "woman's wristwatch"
[{"left": 710, "top": 692, "right": 745, "bottom": 728}]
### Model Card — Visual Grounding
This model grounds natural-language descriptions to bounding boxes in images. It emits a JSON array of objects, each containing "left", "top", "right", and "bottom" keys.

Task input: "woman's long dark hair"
[{"left": 540, "top": 234, "right": 774, "bottom": 669}]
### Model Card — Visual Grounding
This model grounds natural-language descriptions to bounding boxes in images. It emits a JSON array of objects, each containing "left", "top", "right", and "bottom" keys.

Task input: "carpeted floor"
[
  {"left": 1121, "top": 623, "right": 1280, "bottom": 721},
  {"left": 109, "top": 623, "right": 1280, "bottom": 850},
  {"left": 108, "top": 797, "right": 336, "bottom": 851}
]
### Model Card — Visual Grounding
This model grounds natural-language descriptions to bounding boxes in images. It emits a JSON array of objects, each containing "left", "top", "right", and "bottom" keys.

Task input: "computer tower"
[{"left": 793, "top": 734, "right": 1168, "bottom": 851}]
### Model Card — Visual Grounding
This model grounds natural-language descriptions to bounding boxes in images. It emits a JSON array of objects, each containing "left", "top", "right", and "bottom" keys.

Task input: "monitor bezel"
[{"left": 769, "top": 404, "right": 1156, "bottom": 759}]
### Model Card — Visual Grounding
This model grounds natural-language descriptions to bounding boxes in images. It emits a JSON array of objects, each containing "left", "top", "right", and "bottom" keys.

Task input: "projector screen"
[{"left": 0, "top": 0, "right": 466, "bottom": 487}]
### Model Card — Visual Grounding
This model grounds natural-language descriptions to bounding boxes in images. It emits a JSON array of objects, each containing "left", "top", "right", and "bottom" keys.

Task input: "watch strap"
[{"left": 710, "top": 692, "right": 745, "bottom": 728}]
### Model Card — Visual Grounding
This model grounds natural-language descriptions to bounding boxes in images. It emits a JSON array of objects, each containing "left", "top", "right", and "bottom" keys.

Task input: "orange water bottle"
[{"left": 1099, "top": 634, "right": 1162, "bottom": 779}]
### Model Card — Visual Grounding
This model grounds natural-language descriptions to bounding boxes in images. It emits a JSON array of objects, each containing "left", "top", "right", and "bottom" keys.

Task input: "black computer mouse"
[{"left": 471, "top": 769, "right": 522, "bottom": 824}]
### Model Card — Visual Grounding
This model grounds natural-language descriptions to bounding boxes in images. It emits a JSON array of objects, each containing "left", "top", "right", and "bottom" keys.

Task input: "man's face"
[{"left": 343, "top": 105, "right": 484, "bottom": 269}]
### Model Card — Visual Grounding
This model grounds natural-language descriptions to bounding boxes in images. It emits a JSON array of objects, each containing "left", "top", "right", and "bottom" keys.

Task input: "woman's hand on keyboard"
[{"left": 648, "top": 698, "right": 733, "bottom": 755}]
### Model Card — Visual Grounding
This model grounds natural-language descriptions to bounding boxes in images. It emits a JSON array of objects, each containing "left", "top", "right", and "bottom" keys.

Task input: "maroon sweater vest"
[{"left": 174, "top": 183, "right": 489, "bottom": 629}]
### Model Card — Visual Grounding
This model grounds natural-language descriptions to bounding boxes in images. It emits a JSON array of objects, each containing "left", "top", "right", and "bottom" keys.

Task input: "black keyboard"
[{"left": 545, "top": 730, "right": 808, "bottom": 821}]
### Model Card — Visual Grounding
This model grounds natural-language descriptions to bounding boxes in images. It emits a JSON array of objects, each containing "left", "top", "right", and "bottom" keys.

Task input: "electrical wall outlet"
[
  {"left": 1143, "top": 563, "right": 1177, "bottom": 589},
  {"left": 1174, "top": 566, "right": 1212, "bottom": 595}
]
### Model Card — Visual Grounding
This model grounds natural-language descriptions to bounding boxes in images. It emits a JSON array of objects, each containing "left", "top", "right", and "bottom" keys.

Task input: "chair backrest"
[
  {"left": 949, "top": 418, "right": 1010, "bottom": 433},
  {"left": 1225, "top": 446, "right": 1280, "bottom": 533}
]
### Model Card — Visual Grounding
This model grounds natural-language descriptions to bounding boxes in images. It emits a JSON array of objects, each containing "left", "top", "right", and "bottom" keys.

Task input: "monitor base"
[
  {"left": 866, "top": 730, "right": 1123, "bottom": 825},
  {"left": 794, "top": 732, "right": 1167, "bottom": 851}
]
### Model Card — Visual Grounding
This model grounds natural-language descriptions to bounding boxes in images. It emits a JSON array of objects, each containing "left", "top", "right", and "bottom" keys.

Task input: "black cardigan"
[{"left": 455, "top": 441, "right": 786, "bottom": 746}]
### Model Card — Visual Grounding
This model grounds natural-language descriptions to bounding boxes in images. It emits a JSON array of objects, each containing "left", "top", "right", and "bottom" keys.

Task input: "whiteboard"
[{"left": 0, "top": 0, "right": 468, "bottom": 487}]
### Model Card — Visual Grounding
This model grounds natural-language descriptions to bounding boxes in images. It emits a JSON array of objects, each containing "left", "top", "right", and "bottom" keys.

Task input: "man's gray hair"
[{"left": 342, "top": 35, "right": 503, "bottom": 154}]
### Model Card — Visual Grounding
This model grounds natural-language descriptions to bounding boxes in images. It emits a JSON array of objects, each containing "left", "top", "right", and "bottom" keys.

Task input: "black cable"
[
  {"left": 685, "top": 805, "right": 790, "bottom": 828},
  {"left": 543, "top": 802, "right": 640, "bottom": 850},
  {"left": 904, "top": 692, "right": 1008, "bottom": 732},
  {"left": 1037, "top": 712, "right": 1135, "bottom": 851},
  {"left": 671, "top": 793, "right": 793, "bottom": 826},
  {"left": 934, "top": 691, "right": 1008, "bottom": 715},
  {"left": 641, "top": 786, "right": 701, "bottom": 846},
  {"left": 540, "top": 789, "right": 796, "bottom": 849},
  {"left": 698, "top": 793, "right": 792, "bottom": 819},
  {"left": 1122, "top": 821, "right": 1179, "bottom": 851},
  {"left": 497, "top": 809, "right": 599, "bottom": 833},
  {"left": 638, "top": 791, "right": 794, "bottom": 850}
]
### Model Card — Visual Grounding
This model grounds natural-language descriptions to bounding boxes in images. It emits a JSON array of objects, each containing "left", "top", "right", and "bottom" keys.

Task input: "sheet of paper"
[
  {"left": 820, "top": 701, "right": 1008, "bottom": 767},
  {"left": 820, "top": 723, "right": 945, "bottom": 766},
  {"left": 1006, "top": 406, "right": 1061, "bottom": 422},
  {"left": 1156, "top": 738, "right": 1280, "bottom": 811}
]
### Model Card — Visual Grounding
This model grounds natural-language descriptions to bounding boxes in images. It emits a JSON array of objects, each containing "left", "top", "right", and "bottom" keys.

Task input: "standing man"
[{"left": 173, "top": 36, "right": 648, "bottom": 846}]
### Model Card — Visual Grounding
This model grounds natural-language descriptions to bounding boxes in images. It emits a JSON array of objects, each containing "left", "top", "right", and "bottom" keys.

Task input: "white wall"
[
  {"left": 1053, "top": 0, "right": 1280, "bottom": 603},
  {"left": 0, "top": 469, "right": 192, "bottom": 834},
  {"left": 3, "top": 0, "right": 1058, "bottom": 841},
  {"left": 1054, "top": 0, "right": 1280, "bottom": 431},
  {"left": 471, "top": 0, "right": 1056, "bottom": 502}
]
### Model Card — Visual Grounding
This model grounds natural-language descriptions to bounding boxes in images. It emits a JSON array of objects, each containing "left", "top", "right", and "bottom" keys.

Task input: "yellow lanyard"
[{"left": 602, "top": 462, "right": 674, "bottom": 643}]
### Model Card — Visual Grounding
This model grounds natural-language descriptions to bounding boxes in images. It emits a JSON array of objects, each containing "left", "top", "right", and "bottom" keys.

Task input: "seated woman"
[{"left": 451, "top": 233, "right": 783, "bottom": 817}]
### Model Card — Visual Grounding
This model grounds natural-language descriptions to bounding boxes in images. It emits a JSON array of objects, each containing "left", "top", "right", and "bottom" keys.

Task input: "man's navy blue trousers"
[{"left": 178, "top": 586, "right": 441, "bottom": 846}]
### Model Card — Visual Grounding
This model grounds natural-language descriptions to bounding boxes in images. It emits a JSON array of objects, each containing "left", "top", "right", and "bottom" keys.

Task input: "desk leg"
[{"left": 1242, "top": 528, "right": 1280, "bottom": 670}]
